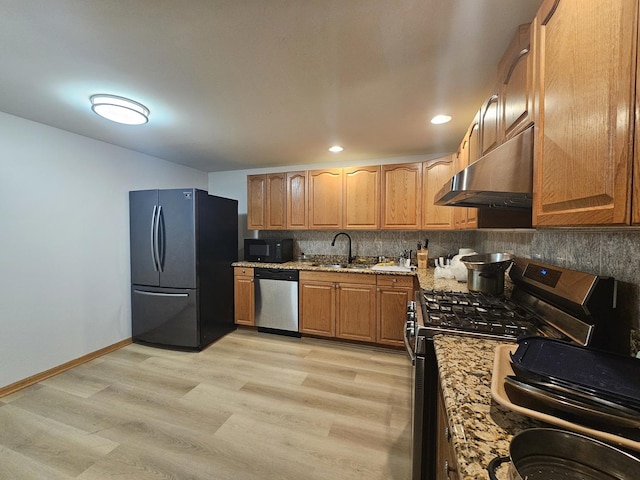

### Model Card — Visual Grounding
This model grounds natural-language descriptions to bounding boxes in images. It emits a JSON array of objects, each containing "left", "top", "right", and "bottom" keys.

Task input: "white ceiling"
[{"left": 0, "top": 0, "right": 543, "bottom": 172}]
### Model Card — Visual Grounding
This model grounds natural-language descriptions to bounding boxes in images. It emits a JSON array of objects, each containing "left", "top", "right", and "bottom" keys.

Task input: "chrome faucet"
[{"left": 331, "top": 232, "right": 354, "bottom": 263}]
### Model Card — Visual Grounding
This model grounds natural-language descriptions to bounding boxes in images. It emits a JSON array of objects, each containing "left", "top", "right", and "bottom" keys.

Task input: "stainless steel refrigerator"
[{"left": 129, "top": 188, "right": 238, "bottom": 350}]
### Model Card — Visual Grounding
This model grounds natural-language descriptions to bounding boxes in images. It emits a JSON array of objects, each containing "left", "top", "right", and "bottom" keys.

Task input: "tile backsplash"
[{"left": 259, "top": 228, "right": 640, "bottom": 356}]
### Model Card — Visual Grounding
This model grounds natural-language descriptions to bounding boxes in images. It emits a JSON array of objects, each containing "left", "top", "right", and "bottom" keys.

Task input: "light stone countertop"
[{"left": 433, "top": 335, "right": 542, "bottom": 480}]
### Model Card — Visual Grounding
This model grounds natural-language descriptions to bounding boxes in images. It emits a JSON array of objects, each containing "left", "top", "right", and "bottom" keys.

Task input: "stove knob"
[{"left": 407, "top": 301, "right": 416, "bottom": 312}]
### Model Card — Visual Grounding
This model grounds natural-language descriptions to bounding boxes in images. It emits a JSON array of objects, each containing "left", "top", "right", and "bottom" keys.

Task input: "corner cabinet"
[
  {"left": 533, "top": 0, "right": 636, "bottom": 226},
  {"left": 233, "top": 267, "right": 254, "bottom": 326},
  {"left": 381, "top": 163, "right": 422, "bottom": 229}
]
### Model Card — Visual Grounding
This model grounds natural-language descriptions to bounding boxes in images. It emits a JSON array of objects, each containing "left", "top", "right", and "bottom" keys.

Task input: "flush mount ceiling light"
[
  {"left": 430, "top": 114, "right": 452, "bottom": 125},
  {"left": 328, "top": 145, "right": 344, "bottom": 153},
  {"left": 90, "top": 94, "right": 150, "bottom": 125}
]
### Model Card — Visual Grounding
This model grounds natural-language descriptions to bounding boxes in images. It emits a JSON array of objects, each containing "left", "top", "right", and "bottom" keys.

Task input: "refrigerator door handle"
[
  {"left": 150, "top": 205, "right": 159, "bottom": 272},
  {"left": 133, "top": 289, "right": 189, "bottom": 298},
  {"left": 153, "top": 205, "right": 163, "bottom": 273},
  {"left": 156, "top": 205, "right": 164, "bottom": 272}
]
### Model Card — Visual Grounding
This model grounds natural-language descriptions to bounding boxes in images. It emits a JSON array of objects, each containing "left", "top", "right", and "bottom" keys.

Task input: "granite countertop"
[
  {"left": 434, "top": 335, "right": 542, "bottom": 480},
  {"left": 233, "top": 260, "right": 471, "bottom": 291}
]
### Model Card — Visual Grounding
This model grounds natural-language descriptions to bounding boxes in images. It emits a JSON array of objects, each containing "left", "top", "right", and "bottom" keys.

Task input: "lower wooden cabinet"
[
  {"left": 233, "top": 267, "right": 254, "bottom": 326},
  {"left": 299, "top": 271, "right": 414, "bottom": 346},
  {"left": 300, "top": 271, "right": 377, "bottom": 342},
  {"left": 377, "top": 275, "right": 415, "bottom": 346},
  {"left": 436, "top": 379, "right": 459, "bottom": 480}
]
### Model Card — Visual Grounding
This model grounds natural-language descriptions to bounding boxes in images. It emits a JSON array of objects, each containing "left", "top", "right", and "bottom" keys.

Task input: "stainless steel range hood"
[{"left": 434, "top": 125, "right": 533, "bottom": 209}]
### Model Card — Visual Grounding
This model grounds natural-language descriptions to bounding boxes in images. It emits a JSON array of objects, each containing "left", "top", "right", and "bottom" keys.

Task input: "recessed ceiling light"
[
  {"left": 90, "top": 94, "right": 150, "bottom": 125},
  {"left": 430, "top": 114, "right": 452, "bottom": 125},
  {"left": 328, "top": 145, "right": 344, "bottom": 153}
]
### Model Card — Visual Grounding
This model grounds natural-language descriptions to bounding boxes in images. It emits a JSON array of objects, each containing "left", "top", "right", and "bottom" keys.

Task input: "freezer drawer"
[{"left": 132, "top": 286, "right": 199, "bottom": 348}]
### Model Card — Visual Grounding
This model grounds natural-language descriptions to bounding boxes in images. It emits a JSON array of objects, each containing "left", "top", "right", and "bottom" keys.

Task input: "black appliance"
[
  {"left": 404, "top": 256, "right": 629, "bottom": 480},
  {"left": 244, "top": 238, "right": 293, "bottom": 263},
  {"left": 130, "top": 188, "right": 238, "bottom": 350}
]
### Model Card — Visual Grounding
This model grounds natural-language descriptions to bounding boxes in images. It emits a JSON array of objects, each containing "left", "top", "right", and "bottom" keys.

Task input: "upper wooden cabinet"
[
  {"left": 480, "top": 92, "right": 500, "bottom": 156},
  {"left": 422, "top": 155, "right": 454, "bottom": 230},
  {"left": 286, "top": 171, "right": 308, "bottom": 229},
  {"left": 247, "top": 174, "right": 287, "bottom": 230},
  {"left": 533, "top": 0, "right": 636, "bottom": 226},
  {"left": 247, "top": 175, "right": 266, "bottom": 230},
  {"left": 381, "top": 162, "right": 422, "bottom": 229},
  {"left": 309, "top": 168, "right": 343, "bottom": 229},
  {"left": 499, "top": 23, "right": 534, "bottom": 141},
  {"left": 266, "top": 173, "right": 286, "bottom": 229},
  {"left": 343, "top": 165, "right": 380, "bottom": 229}
]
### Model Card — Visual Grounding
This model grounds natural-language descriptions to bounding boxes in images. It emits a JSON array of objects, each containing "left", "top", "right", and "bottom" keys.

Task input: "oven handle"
[{"left": 404, "top": 317, "right": 416, "bottom": 363}]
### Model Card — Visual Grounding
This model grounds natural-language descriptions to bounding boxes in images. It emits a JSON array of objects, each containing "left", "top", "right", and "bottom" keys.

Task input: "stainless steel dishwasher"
[{"left": 254, "top": 268, "right": 300, "bottom": 336}]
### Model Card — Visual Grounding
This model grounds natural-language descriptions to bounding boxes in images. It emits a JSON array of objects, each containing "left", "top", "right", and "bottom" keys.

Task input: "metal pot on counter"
[
  {"left": 488, "top": 428, "right": 640, "bottom": 480},
  {"left": 461, "top": 253, "right": 514, "bottom": 294}
]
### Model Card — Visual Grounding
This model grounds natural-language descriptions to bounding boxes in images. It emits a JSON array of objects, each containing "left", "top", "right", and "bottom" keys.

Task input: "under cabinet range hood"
[{"left": 435, "top": 125, "right": 534, "bottom": 209}]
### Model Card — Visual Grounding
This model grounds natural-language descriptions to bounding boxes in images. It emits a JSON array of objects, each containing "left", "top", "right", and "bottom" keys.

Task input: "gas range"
[{"left": 407, "top": 256, "right": 628, "bottom": 355}]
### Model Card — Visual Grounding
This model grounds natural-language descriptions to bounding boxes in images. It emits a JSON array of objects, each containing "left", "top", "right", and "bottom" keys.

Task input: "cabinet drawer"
[
  {"left": 376, "top": 274, "right": 414, "bottom": 288},
  {"left": 234, "top": 266, "right": 254, "bottom": 277},
  {"left": 299, "top": 271, "right": 376, "bottom": 285}
]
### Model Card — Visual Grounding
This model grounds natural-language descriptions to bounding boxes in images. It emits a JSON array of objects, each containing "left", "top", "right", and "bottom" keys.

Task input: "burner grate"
[{"left": 421, "top": 290, "right": 541, "bottom": 339}]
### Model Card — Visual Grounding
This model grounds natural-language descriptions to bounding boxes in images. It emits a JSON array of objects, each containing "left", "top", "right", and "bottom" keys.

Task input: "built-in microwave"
[{"left": 244, "top": 238, "right": 293, "bottom": 263}]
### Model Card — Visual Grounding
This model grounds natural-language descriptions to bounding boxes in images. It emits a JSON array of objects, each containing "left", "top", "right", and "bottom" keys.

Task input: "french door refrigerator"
[{"left": 130, "top": 188, "right": 238, "bottom": 350}]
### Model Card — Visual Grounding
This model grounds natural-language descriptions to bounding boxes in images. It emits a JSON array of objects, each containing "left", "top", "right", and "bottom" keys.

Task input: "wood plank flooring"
[{"left": 0, "top": 329, "right": 412, "bottom": 479}]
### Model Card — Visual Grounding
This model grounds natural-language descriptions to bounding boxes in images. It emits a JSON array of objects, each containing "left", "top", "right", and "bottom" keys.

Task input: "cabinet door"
[
  {"left": 286, "top": 171, "right": 308, "bottom": 229},
  {"left": 436, "top": 381, "right": 459, "bottom": 480},
  {"left": 344, "top": 165, "right": 380, "bottom": 229},
  {"left": 234, "top": 273, "right": 254, "bottom": 326},
  {"left": 381, "top": 163, "right": 422, "bottom": 229},
  {"left": 480, "top": 92, "right": 500, "bottom": 155},
  {"left": 422, "top": 155, "right": 454, "bottom": 230},
  {"left": 336, "top": 282, "right": 377, "bottom": 342},
  {"left": 299, "top": 280, "right": 336, "bottom": 337},
  {"left": 499, "top": 23, "right": 533, "bottom": 141},
  {"left": 309, "top": 168, "right": 343, "bottom": 229},
  {"left": 452, "top": 141, "right": 471, "bottom": 230},
  {"left": 534, "top": 0, "right": 635, "bottom": 226},
  {"left": 376, "top": 276, "right": 413, "bottom": 346},
  {"left": 247, "top": 175, "right": 266, "bottom": 230},
  {"left": 266, "top": 173, "right": 286, "bottom": 229}
]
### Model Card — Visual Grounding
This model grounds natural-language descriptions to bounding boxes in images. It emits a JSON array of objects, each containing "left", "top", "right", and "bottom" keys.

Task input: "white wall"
[{"left": 0, "top": 112, "right": 208, "bottom": 389}]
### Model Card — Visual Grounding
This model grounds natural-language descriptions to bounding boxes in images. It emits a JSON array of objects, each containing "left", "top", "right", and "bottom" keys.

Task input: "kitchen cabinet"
[
  {"left": 480, "top": 91, "right": 500, "bottom": 156},
  {"left": 247, "top": 175, "right": 266, "bottom": 230},
  {"left": 286, "top": 171, "right": 308, "bottom": 229},
  {"left": 266, "top": 173, "right": 286, "bottom": 229},
  {"left": 343, "top": 165, "right": 380, "bottom": 229},
  {"left": 377, "top": 275, "right": 415, "bottom": 346},
  {"left": 533, "top": 0, "right": 636, "bottom": 226},
  {"left": 436, "top": 379, "right": 459, "bottom": 480},
  {"left": 452, "top": 122, "right": 478, "bottom": 230},
  {"left": 233, "top": 267, "right": 254, "bottom": 326},
  {"left": 299, "top": 271, "right": 376, "bottom": 342},
  {"left": 381, "top": 162, "right": 422, "bottom": 229},
  {"left": 499, "top": 23, "right": 533, "bottom": 141},
  {"left": 422, "top": 155, "right": 454, "bottom": 230},
  {"left": 246, "top": 173, "right": 287, "bottom": 230},
  {"left": 309, "top": 168, "right": 343, "bottom": 229}
]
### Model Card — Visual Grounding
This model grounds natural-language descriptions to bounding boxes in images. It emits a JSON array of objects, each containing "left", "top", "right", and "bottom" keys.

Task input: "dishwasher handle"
[{"left": 254, "top": 268, "right": 299, "bottom": 281}]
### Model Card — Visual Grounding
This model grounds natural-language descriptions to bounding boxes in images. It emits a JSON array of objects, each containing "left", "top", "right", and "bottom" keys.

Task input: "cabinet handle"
[
  {"left": 444, "top": 460, "right": 455, "bottom": 479},
  {"left": 445, "top": 426, "right": 451, "bottom": 441}
]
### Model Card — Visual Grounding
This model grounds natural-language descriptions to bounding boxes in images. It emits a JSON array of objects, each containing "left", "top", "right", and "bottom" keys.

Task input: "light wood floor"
[{"left": 0, "top": 329, "right": 412, "bottom": 480}]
